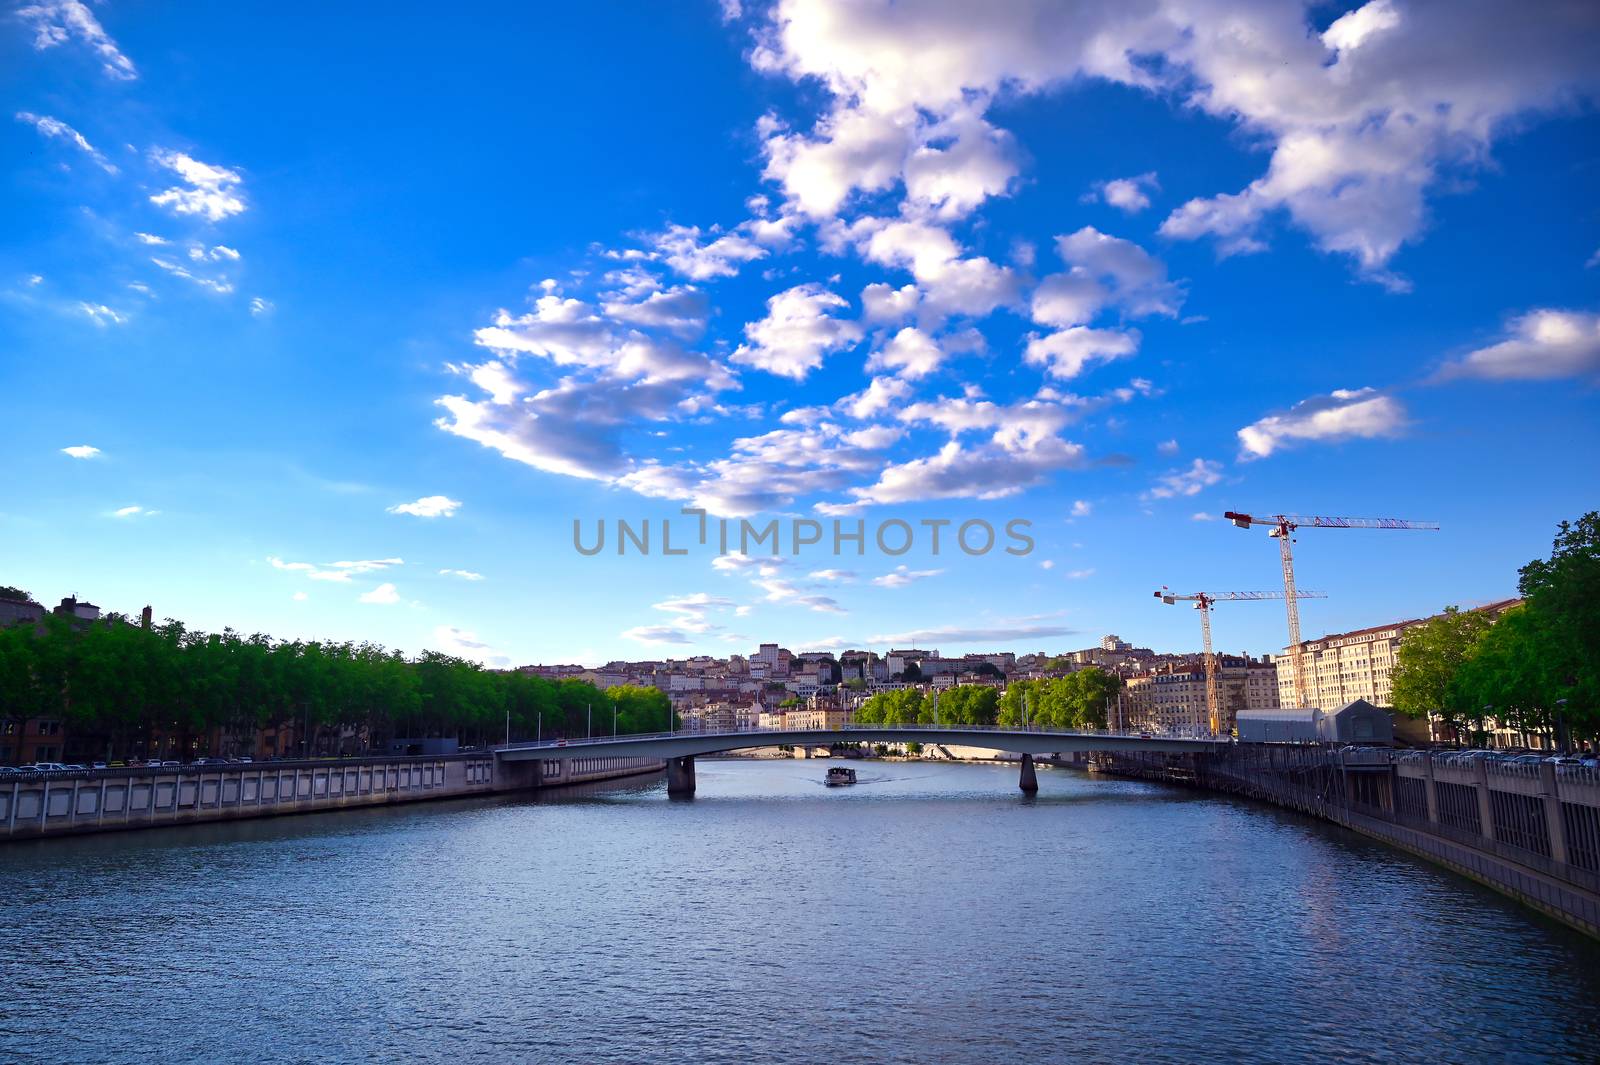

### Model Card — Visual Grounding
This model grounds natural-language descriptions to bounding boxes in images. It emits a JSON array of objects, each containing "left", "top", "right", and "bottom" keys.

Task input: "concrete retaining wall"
[
  {"left": 1095, "top": 746, "right": 1600, "bottom": 940},
  {"left": 2, "top": 753, "right": 663, "bottom": 840}
]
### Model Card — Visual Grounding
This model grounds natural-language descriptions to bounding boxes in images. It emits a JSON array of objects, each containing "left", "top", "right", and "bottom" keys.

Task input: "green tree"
[
  {"left": 1516, "top": 512, "right": 1599, "bottom": 737},
  {"left": 1392, "top": 606, "right": 1493, "bottom": 732}
]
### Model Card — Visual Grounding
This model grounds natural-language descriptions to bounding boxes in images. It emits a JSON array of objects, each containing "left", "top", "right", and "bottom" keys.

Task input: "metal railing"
[
  {"left": 0, "top": 751, "right": 487, "bottom": 784},
  {"left": 494, "top": 722, "right": 1224, "bottom": 753}
]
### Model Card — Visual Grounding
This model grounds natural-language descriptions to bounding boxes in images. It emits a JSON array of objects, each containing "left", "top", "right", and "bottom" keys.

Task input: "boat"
[{"left": 825, "top": 766, "right": 857, "bottom": 787}]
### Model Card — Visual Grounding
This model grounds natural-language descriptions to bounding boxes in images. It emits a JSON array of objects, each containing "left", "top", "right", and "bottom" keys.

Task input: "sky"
[{"left": 3, "top": 0, "right": 1598, "bottom": 668}]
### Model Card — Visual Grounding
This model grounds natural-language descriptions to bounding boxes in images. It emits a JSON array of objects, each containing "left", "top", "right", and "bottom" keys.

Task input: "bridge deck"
[{"left": 495, "top": 727, "right": 1225, "bottom": 762}]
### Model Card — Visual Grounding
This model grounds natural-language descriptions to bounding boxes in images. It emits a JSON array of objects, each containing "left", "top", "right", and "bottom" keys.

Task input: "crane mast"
[
  {"left": 1224, "top": 511, "right": 1439, "bottom": 709},
  {"left": 1154, "top": 587, "right": 1325, "bottom": 735}
]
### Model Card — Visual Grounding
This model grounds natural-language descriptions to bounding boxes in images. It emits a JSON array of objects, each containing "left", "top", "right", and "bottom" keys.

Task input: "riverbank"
[{"left": 1, "top": 752, "right": 663, "bottom": 840}]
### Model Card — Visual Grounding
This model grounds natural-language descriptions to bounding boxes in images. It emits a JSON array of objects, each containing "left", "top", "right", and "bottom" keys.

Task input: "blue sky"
[{"left": 4, "top": 0, "right": 1598, "bottom": 667}]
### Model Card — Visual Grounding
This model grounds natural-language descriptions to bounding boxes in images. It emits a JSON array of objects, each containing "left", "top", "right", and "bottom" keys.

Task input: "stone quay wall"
[
  {"left": 1092, "top": 744, "right": 1600, "bottom": 939},
  {"left": 2, "top": 752, "right": 663, "bottom": 840}
]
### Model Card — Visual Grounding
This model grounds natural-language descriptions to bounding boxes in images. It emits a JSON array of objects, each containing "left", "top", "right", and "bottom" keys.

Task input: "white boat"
[{"left": 825, "top": 766, "right": 857, "bottom": 787}]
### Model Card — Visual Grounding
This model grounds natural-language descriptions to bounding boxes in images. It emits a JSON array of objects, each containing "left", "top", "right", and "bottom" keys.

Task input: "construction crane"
[
  {"left": 1223, "top": 511, "right": 1440, "bottom": 709},
  {"left": 1153, "top": 589, "right": 1327, "bottom": 736}
]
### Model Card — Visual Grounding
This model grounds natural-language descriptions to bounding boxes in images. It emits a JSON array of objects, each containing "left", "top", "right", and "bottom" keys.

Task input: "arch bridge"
[{"left": 494, "top": 726, "right": 1225, "bottom": 795}]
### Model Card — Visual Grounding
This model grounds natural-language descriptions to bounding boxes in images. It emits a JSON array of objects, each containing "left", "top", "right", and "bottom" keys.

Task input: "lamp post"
[{"left": 1555, "top": 697, "right": 1570, "bottom": 754}]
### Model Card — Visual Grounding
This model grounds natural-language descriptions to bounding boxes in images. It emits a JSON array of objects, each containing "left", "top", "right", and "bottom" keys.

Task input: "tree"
[
  {"left": 0, "top": 585, "right": 32, "bottom": 602},
  {"left": 1392, "top": 607, "right": 1494, "bottom": 732},
  {"left": 1516, "top": 512, "right": 1599, "bottom": 736}
]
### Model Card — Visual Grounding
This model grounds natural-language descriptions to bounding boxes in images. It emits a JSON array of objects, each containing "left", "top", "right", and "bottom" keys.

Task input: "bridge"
[{"left": 495, "top": 726, "right": 1227, "bottom": 795}]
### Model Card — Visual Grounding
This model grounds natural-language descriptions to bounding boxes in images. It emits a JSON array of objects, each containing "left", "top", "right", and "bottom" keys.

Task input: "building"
[
  {"left": 1276, "top": 599, "right": 1522, "bottom": 711},
  {"left": 0, "top": 593, "right": 44, "bottom": 627},
  {"left": 1124, "top": 654, "right": 1279, "bottom": 735},
  {"left": 1236, "top": 708, "right": 1320, "bottom": 744},
  {"left": 52, "top": 596, "right": 101, "bottom": 621},
  {"left": 1235, "top": 700, "right": 1395, "bottom": 745}
]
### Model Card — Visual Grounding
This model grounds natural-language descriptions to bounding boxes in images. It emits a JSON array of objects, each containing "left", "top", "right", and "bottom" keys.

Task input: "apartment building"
[
  {"left": 1276, "top": 599, "right": 1522, "bottom": 711},
  {"left": 1125, "top": 654, "right": 1280, "bottom": 734}
]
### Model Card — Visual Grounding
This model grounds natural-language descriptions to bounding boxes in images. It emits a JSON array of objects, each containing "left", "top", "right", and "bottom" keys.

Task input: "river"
[{"left": 2, "top": 758, "right": 1597, "bottom": 1063}]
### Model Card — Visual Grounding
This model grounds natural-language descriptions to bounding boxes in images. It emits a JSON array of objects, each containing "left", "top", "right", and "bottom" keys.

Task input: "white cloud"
[
  {"left": 1237, "top": 388, "right": 1407, "bottom": 460},
  {"left": 359, "top": 582, "right": 401, "bottom": 605},
  {"left": 1063, "top": 568, "right": 1095, "bottom": 580},
  {"left": 150, "top": 257, "right": 233, "bottom": 294},
  {"left": 809, "top": 568, "right": 856, "bottom": 581},
  {"left": 438, "top": 568, "right": 485, "bottom": 581},
  {"left": 866, "top": 325, "right": 944, "bottom": 379},
  {"left": 15, "top": 111, "right": 116, "bottom": 172},
  {"left": 1191, "top": 511, "right": 1216, "bottom": 522},
  {"left": 753, "top": 0, "right": 1600, "bottom": 278},
  {"left": 838, "top": 375, "right": 913, "bottom": 420},
  {"left": 61, "top": 444, "right": 100, "bottom": 459},
  {"left": 844, "top": 434, "right": 1085, "bottom": 509},
  {"left": 249, "top": 297, "right": 273, "bottom": 317},
  {"left": 1032, "top": 227, "right": 1184, "bottom": 327},
  {"left": 433, "top": 625, "right": 510, "bottom": 667},
  {"left": 654, "top": 592, "right": 738, "bottom": 615},
  {"left": 269, "top": 556, "right": 403, "bottom": 583},
  {"left": 135, "top": 233, "right": 168, "bottom": 245},
  {"left": 17, "top": 0, "right": 137, "bottom": 80},
  {"left": 1070, "top": 500, "right": 1092, "bottom": 518},
  {"left": 112, "top": 504, "right": 150, "bottom": 518},
  {"left": 1146, "top": 458, "right": 1224, "bottom": 499},
  {"left": 1439, "top": 309, "right": 1600, "bottom": 382},
  {"left": 1023, "top": 327, "right": 1139, "bottom": 380},
  {"left": 713, "top": 554, "right": 790, "bottom": 581},
  {"left": 77, "top": 302, "right": 126, "bottom": 326},
  {"left": 867, "top": 621, "right": 1076, "bottom": 645},
  {"left": 861, "top": 282, "right": 919, "bottom": 324},
  {"left": 1039, "top": 559, "right": 1055, "bottom": 570},
  {"left": 731, "top": 283, "right": 863, "bottom": 379},
  {"left": 1094, "top": 172, "right": 1158, "bottom": 213},
  {"left": 1157, "top": 438, "right": 1180, "bottom": 455},
  {"left": 292, "top": 591, "right": 308, "bottom": 601},
  {"left": 622, "top": 624, "right": 695, "bottom": 646},
  {"left": 652, "top": 223, "right": 768, "bottom": 280},
  {"left": 849, "top": 217, "right": 1018, "bottom": 319},
  {"left": 387, "top": 495, "right": 462, "bottom": 518},
  {"left": 872, "top": 565, "right": 943, "bottom": 588},
  {"left": 602, "top": 286, "right": 709, "bottom": 334},
  {"left": 149, "top": 150, "right": 246, "bottom": 222}
]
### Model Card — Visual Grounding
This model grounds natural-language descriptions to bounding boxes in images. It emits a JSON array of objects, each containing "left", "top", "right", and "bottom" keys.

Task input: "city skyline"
[{"left": 5, "top": 1, "right": 1598, "bottom": 666}]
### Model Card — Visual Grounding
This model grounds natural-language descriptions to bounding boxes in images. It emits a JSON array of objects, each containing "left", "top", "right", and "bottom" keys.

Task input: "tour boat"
[{"left": 825, "top": 766, "right": 857, "bottom": 787}]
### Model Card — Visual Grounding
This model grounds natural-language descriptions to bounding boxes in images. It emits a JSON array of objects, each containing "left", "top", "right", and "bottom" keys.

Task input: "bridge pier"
[
  {"left": 1018, "top": 753, "right": 1038, "bottom": 793},
  {"left": 666, "top": 755, "right": 696, "bottom": 797}
]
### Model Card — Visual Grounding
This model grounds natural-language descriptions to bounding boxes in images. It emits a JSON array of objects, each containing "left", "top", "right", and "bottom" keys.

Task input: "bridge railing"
[{"left": 495, "top": 723, "right": 1221, "bottom": 753}]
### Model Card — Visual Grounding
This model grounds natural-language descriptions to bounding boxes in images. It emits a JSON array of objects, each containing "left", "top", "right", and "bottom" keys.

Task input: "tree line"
[
  {"left": 0, "top": 604, "right": 671, "bottom": 760},
  {"left": 1393, "top": 512, "right": 1597, "bottom": 744},
  {"left": 854, "top": 668, "right": 1121, "bottom": 730}
]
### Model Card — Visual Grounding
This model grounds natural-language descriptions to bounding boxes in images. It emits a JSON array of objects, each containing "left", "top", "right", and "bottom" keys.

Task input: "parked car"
[
  {"left": 27, "top": 762, "right": 68, "bottom": 772},
  {"left": 0, "top": 766, "right": 21, "bottom": 776},
  {"left": 60, "top": 764, "right": 88, "bottom": 772},
  {"left": 92, "top": 761, "right": 108, "bottom": 770}
]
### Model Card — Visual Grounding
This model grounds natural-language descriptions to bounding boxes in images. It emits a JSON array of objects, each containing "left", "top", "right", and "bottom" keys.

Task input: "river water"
[{"left": 2, "top": 759, "right": 1598, "bottom": 1064}]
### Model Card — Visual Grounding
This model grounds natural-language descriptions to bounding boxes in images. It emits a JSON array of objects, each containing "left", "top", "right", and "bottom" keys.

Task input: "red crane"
[
  {"left": 1154, "top": 588, "right": 1327, "bottom": 735},
  {"left": 1223, "top": 511, "right": 1440, "bottom": 708}
]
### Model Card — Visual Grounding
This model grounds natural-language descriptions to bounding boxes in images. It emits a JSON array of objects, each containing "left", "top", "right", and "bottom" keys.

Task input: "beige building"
[
  {"left": 1124, "top": 655, "right": 1279, "bottom": 735},
  {"left": 1276, "top": 599, "right": 1521, "bottom": 712}
]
